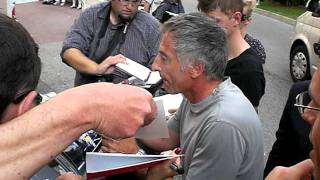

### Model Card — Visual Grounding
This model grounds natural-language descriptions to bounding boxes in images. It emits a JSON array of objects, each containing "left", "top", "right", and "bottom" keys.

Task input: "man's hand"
[
  {"left": 50, "top": 83, "right": 156, "bottom": 139},
  {"left": 146, "top": 149, "right": 180, "bottom": 180},
  {"left": 96, "top": 54, "right": 126, "bottom": 75},
  {"left": 101, "top": 137, "right": 139, "bottom": 154},
  {"left": 265, "top": 159, "right": 314, "bottom": 180},
  {"left": 90, "top": 84, "right": 156, "bottom": 138}
]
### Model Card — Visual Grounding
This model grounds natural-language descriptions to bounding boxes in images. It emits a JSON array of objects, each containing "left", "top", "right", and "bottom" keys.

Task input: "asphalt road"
[
  {"left": 16, "top": 0, "right": 296, "bottom": 163},
  {"left": 248, "top": 12, "right": 295, "bottom": 159}
]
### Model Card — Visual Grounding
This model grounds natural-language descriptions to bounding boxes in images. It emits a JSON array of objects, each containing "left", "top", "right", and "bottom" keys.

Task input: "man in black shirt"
[
  {"left": 197, "top": 0, "right": 265, "bottom": 110},
  {"left": 264, "top": 81, "right": 312, "bottom": 177}
]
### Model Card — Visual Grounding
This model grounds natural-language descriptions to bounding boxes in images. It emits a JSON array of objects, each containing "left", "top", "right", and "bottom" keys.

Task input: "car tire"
[{"left": 290, "top": 45, "right": 311, "bottom": 82}]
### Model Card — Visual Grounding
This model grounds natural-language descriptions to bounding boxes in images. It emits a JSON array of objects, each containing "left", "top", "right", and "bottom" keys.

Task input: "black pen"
[{"left": 169, "top": 162, "right": 184, "bottom": 174}]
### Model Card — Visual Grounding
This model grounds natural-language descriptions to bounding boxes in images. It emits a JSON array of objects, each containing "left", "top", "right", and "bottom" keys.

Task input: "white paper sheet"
[
  {"left": 154, "top": 94, "right": 183, "bottom": 117},
  {"left": 135, "top": 99, "right": 168, "bottom": 139}
]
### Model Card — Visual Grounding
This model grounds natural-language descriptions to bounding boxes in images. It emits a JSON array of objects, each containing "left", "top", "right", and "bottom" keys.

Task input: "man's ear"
[
  {"left": 189, "top": 63, "right": 204, "bottom": 79},
  {"left": 232, "top": 12, "right": 243, "bottom": 26},
  {"left": 17, "top": 91, "right": 38, "bottom": 116}
]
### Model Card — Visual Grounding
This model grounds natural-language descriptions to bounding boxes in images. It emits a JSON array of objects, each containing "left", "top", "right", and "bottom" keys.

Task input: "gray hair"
[{"left": 161, "top": 12, "right": 227, "bottom": 80}]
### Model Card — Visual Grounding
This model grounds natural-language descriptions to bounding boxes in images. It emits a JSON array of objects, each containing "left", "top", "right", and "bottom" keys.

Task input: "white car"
[{"left": 289, "top": 0, "right": 320, "bottom": 81}]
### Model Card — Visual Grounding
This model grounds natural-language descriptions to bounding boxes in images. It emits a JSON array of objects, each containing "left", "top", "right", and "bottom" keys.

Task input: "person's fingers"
[
  {"left": 266, "top": 159, "right": 314, "bottom": 180},
  {"left": 100, "top": 55, "right": 127, "bottom": 74},
  {"left": 101, "top": 146, "right": 117, "bottom": 153},
  {"left": 289, "top": 159, "right": 314, "bottom": 178},
  {"left": 56, "top": 172, "right": 84, "bottom": 180},
  {"left": 101, "top": 136, "right": 115, "bottom": 145},
  {"left": 108, "top": 55, "right": 126, "bottom": 65},
  {"left": 143, "top": 99, "right": 157, "bottom": 126},
  {"left": 89, "top": 84, "right": 155, "bottom": 139},
  {"left": 104, "top": 66, "right": 115, "bottom": 74}
]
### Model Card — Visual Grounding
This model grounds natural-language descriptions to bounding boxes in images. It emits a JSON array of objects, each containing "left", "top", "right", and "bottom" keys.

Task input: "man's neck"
[
  {"left": 110, "top": 10, "right": 120, "bottom": 25},
  {"left": 183, "top": 77, "right": 221, "bottom": 104},
  {"left": 227, "top": 31, "right": 250, "bottom": 60}
]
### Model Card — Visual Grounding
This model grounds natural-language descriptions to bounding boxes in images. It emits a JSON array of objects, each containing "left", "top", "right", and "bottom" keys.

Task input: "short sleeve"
[{"left": 61, "top": 8, "right": 96, "bottom": 60}]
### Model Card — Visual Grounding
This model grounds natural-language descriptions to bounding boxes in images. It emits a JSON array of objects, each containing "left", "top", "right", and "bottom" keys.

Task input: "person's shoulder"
[
  {"left": 217, "top": 79, "right": 257, "bottom": 110},
  {"left": 83, "top": 2, "right": 109, "bottom": 14},
  {"left": 135, "top": 10, "right": 160, "bottom": 28},
  {"left": 237, "top": 48, "right": 263, "bottom": 67}
]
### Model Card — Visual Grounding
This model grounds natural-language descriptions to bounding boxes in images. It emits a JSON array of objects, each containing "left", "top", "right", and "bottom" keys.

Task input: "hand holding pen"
[
  {"left": 160, "top": 148, "right": 184, "bottom": 174},
  {"left": 169, "top": 148, "right": 184, "bottom": 174},
  {"left": 146, "top": 148, "right": 184, "bottom": 180}
]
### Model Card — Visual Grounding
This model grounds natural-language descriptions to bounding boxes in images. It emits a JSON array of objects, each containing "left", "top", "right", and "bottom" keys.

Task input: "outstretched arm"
[{"left": 0, "top": 83, "right": 156, "bottom": 179}]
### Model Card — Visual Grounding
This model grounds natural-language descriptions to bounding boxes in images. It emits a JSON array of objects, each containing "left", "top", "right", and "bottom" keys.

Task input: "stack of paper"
[
  {"left": 86, "top": 153, "right": 182, "bottom": 179},
  {"left": 116, "top": 58, "right": 162, "bottom": 85}
]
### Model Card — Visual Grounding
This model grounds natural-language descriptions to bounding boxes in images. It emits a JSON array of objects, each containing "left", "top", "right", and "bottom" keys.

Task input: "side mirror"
[{"left": 306, "top": 0, "right": 320, "bottom": 17}]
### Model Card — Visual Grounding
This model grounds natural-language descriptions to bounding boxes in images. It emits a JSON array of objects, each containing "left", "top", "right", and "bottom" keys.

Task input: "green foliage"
[
  {"left": 267, "top": 0, "right": 308, "bottom": 6},
  {"left": 258, "top": 1, "right": 306, "bottom": 19}
]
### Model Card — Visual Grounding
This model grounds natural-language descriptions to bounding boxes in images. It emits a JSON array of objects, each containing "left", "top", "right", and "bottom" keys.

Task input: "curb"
[{"left": 255, "top": 7, "right": 296, "bottom": 26}]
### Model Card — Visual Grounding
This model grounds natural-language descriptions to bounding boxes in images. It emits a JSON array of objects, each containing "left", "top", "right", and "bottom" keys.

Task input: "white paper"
[
  {"left": 145, "top": 71, "right": 162, "bottom": 85},
  {"left": 135, "top": 99, "right": 168, "bottom": 139},
  {"left": 116, "top": 58, "right": 151, "bottom": 81},
  {"left": 154, "top": 94, "right": 183, "bottom": 117},
  {"left": 116, "top": 58, "right": 162, "bottom": 84},
  {"left": 86, "top": 152, "right": 182, "bottom": 173},
  {"left": 135, "top": 100, "right": 169, "bottom": 139},
  {"left": 86, "top": 152, "right": 183, "bottom": 173},
  {"left": 135, "top": 94, "right": 183, "bottom": 139}
]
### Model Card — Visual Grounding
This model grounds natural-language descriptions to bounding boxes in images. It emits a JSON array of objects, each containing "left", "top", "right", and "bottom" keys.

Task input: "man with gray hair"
[{"left": 136, "top": 12, "right": 264, "bottom": 179}]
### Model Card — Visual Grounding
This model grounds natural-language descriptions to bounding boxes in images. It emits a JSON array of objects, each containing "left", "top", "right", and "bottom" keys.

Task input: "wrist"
[{"left": 92, "top": 63, "right": 103, "bottom": 76}]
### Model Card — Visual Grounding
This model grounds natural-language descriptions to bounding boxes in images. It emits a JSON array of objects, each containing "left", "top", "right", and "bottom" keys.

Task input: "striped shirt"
[{"left": 61, "top": 2, "right": 161, "bottom": 85}]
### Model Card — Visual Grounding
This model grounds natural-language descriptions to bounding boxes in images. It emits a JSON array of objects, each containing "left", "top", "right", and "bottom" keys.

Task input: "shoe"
[
  {"left": 77, "top": 5, "right": 82, "bottom": 9},
  {"left": 70, "top": 4, "right": 76, "bottom": 8},
  {"left": 60, "top": 2, "right": 65, "bottom": 6},
  {"left": 53, "top": 1, "right": 59, "bottom": 5}
]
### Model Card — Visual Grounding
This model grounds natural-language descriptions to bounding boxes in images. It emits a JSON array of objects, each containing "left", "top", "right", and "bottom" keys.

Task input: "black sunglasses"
[
  {"left": 13, "top": 89, "right": 42, "bottom": 105},
  {"left": 294, "top": 91, "right": 320, "bottom": 116}
]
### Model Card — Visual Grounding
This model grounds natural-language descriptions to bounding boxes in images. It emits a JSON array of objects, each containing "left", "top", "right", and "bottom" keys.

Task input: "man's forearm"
[
  {"left": 0, "top": 83, "right": 156, "bottom": 179},
  {"left": 63, "top": 48, "right": 98, "bottom": 75},
  {"left": 0, "top": 94, "right": 93, "bottom": 179},
  {"left": 140, "top": 129, "right": 179, "bottom": 152}
]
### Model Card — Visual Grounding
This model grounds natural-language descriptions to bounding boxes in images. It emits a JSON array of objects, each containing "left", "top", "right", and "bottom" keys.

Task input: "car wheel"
[{"left": 290, "top": 45, "right": 311, "bottom": 82}]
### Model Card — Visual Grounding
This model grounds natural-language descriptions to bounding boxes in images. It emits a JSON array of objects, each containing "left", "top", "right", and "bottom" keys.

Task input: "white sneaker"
[
  {"left": 77, "top": 5, "right": 82, "bottom": 9},
  {"left": 71, "top": 4, "right": 76, "bottom": 8},
  {"left": 53, "top": 1, "right": 59, "bottom": 5},
  {"left": 60, "top": 2, "right": 65, "bottom": 6}
]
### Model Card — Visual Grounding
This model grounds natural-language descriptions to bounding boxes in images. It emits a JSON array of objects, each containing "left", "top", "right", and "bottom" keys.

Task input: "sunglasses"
[
  {"left": 118, "top": 0, "right": 141, "bottom": 6},
  {"left": 13, "top": 89, "right": 42, "bottom": 105},
  {"left": 294, "top": 91, "right": 320, "bottom": 116}
]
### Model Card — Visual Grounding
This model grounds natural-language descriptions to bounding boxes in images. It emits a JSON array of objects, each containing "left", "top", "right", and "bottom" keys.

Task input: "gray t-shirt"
[
  {"left": 168, "top": 78, "right": 264, "bottom": 180},
  {"left": 61, "top": 2, "right": 161, "bottom": 85}
]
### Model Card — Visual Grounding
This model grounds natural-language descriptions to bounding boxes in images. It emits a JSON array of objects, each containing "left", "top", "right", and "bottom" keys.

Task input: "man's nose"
[
  {"left": 303, "top": 101, "right": 317, "bottom": 126},
  {"left": 151, "top": 56, "right": 160, "bottom": 71}
]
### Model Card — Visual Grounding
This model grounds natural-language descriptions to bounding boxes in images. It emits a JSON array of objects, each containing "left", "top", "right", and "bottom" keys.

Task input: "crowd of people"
[{"left": 1, "top": 0, "right": 320, "bottom": 179}]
